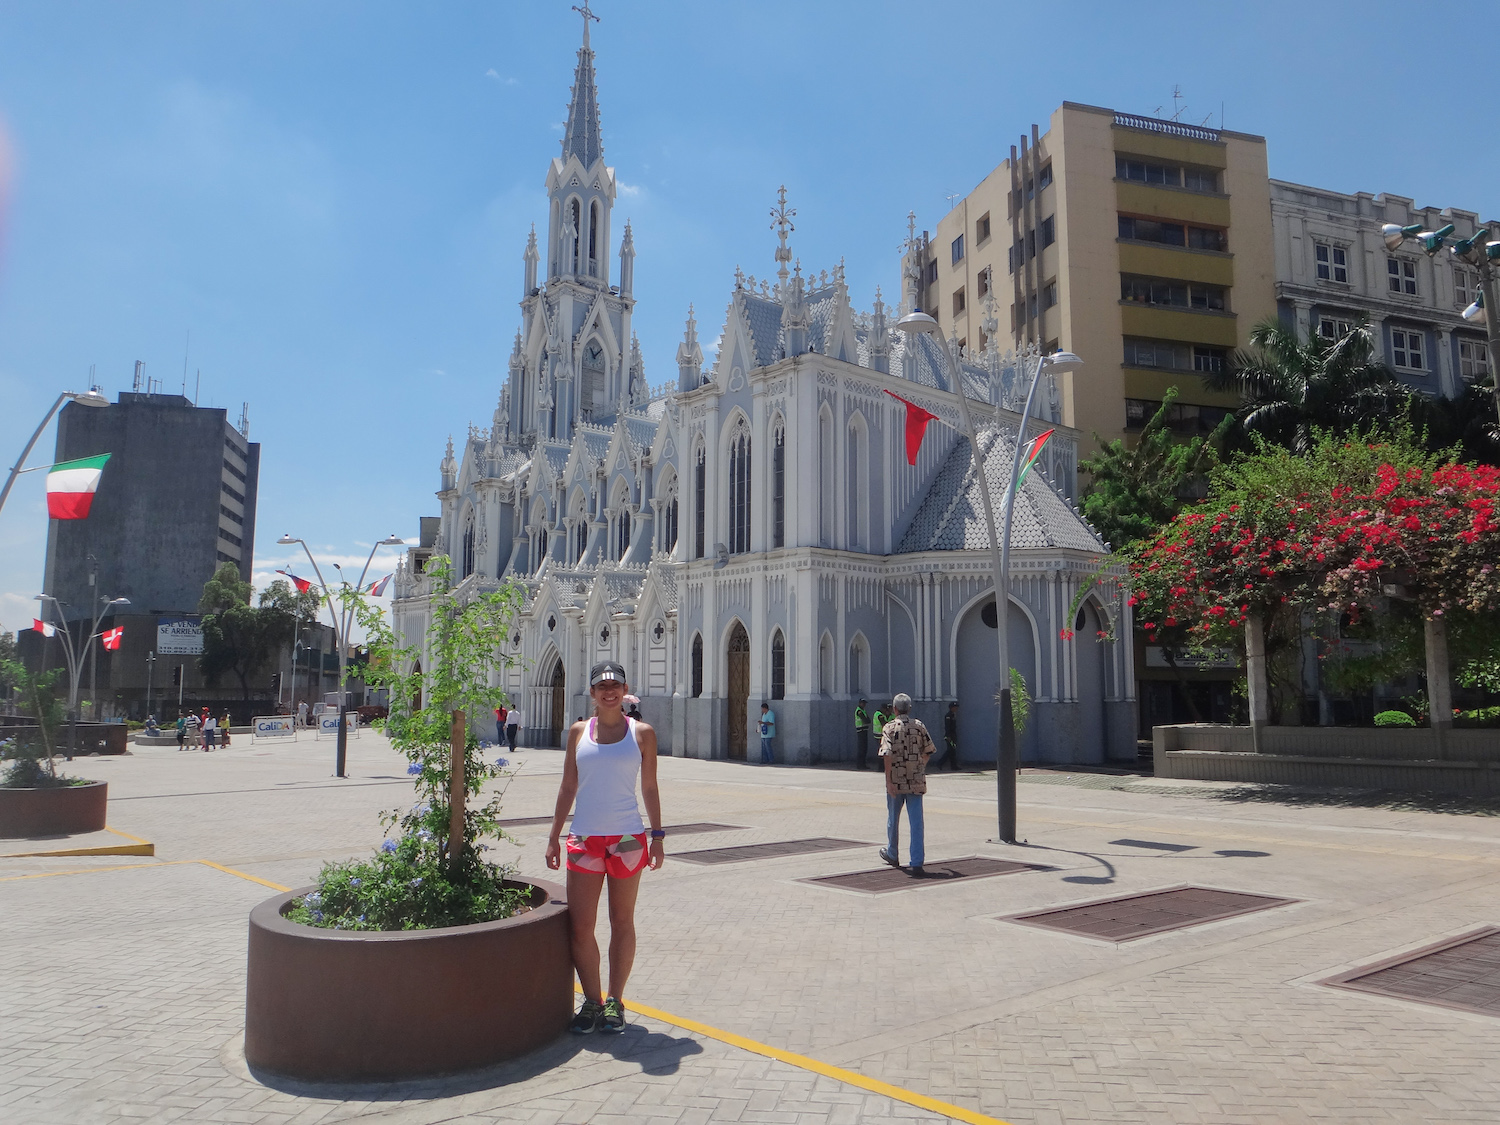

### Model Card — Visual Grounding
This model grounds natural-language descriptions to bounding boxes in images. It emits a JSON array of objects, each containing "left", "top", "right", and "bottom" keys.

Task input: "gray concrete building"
[{"left": 1271, "top": 181, "right": 1496, "bottom": 396}]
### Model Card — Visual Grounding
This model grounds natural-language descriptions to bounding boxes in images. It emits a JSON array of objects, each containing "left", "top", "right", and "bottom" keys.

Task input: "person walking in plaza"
[
  {"left": 937, "top": 701, "right": 961, "bottom": 771},
  {"left": 878, "top": 693, "right": 936, "bottom": 875},
  {"left": 854, "top": 698, "right": 870, "bottom": 770},
  {"left": 546, "top": 660, "right": 664, "bottom": 1035},
  {"left": 175, "top": 712, "right": 187, "bottom": 750},
  {"left": 184, "top": 710, "right": 201, "bottom": 749},
  {"left": 202, "top": 712, "right": 216, "bottom": 751},
  {"left": 758, "top": 701, "right": 775, "bottom": 764},
  {"left": 505, "top": 706, "right": 522, "bottom": 752},
  {"left": 494, "top": 704, "right": 507, "bottom": 744},
  {"left": 297, "top": 699, "right": 308, "bottom": 729},
  {"left": 220, "top": 712, "right": 232, "bottom": 747}
]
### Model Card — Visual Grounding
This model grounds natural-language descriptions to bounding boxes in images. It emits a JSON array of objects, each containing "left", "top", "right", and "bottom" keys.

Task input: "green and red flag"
[
  {"left": 45, "top": 453, "right": 110, "bottom": 519},
  {"left": 883, "top": 390, "right": 940, "bottom": 466},
  {"left": 1012, "top": 429, "right": 1055, "bottom": 496}
]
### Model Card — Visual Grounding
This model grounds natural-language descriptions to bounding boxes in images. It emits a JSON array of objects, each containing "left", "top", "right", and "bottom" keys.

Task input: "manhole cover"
[
  {"left": 1323, "top": 927, "right": 1500, "bottom": 1017},
  {"left": 802, "top": 855, "right": 1052, "bottom": 894},
  {"left": 1004, "top": 886, "right": 1296, "bottom": 941},
  {"left": 664, "top": 822, "right": 748, "bottom": 836},
  {"left": 675, "top": 837, "right": 867, "bottom": 865}
]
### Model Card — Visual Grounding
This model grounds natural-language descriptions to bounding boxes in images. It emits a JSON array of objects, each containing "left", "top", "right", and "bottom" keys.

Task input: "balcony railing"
[{"left": 1113, "top": 112, "right": 1220, "bottom": 143}]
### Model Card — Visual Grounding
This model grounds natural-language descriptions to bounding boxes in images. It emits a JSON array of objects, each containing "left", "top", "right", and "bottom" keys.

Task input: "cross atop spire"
[
  {"left": 561, "top": 5, "right": 604, "bottom": 168},
  {"left": 572, "top": 2, "right": 599, "bottom": 47},
  {"left": 771, "top": 185, "right": 796, "bottom": 291}
]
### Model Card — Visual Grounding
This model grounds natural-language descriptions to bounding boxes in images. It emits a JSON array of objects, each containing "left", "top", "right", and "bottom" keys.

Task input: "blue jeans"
[
  {"left": 886, "top": 792, "right": 924, "bottom": 868},
  {"left": 760, "top": 736, "right": 774, "bottom": 763}
]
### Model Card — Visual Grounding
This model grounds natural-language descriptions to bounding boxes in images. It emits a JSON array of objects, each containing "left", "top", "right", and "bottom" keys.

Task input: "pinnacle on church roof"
[{"left": 561, "top": 4, "right": 604, "bottom": 169}]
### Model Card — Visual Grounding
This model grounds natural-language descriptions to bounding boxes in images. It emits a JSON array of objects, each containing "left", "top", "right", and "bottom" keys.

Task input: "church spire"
[
  {"left": 677, "top": 305, "right": 704, "bottom": 391},
  {"left": 562, "top": 4, "right": 603, "bottom": 169}
]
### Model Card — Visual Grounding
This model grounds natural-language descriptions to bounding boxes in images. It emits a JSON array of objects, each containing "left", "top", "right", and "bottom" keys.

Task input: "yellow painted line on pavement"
[
  {"left": 0, "top": 825, "right": 155, "bottom": 859},
  {"left": 0, "top": 860, "right": 188, "bottom": 881},
  {"left": 195, "top": 860, "right": 290, "bottom": 892},
  {"left": 575, "top": 985, "right": 1012, "bottom": 1125}
]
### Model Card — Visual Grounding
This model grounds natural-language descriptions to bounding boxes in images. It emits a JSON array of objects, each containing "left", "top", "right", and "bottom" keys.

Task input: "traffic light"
[
  {"left": 270, "top": 672, "right": 281, "bottom": 690},
  {"left": 172, "top": 665, "right": 182, "bottom": 686}
]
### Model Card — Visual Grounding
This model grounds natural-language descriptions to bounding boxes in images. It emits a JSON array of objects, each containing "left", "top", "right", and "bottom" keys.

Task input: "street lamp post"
[
  {"left": 277, "top": 534, "right": 404, "bottom": 777},
  {"left": 34, "top": 592, "right": 130, "bottom": 759},
  {"left": 145, "top": 651, "right": 156, "bottom": 721},
  {"left": 0, "top": 388, "right": 109, "bottom": 520},
  {"left": 891, "top": 311, "right": 1082, "bottom": 843},
  {"left": 1382, "top": 222, "right": 1500, "bottom": 420}
]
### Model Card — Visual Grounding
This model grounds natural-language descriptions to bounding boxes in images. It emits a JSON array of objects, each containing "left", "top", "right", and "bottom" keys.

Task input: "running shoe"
[
  {"left": 569, "top": 999, "right": 603, "bottom": 1034},
  {"left": 599, "top": 996, "right": 626, "bottom": 1033}
]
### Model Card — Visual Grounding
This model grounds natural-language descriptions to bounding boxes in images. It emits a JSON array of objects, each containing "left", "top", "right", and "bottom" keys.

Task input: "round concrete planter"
[
  {"left": 244, "top": 877, "right": 572, "bottom": 1082},
  {"left": 0, "top": 780, "right": 107, "bottom": 838}
]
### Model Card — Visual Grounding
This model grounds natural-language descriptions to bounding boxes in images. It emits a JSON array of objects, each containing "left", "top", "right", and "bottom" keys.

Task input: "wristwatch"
[{"left": 649, "top": 828, "right": 666, "bottom": 839}]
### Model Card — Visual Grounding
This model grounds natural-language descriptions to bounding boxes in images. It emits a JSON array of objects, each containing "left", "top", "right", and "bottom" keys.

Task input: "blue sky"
[{"left": 0, "top": 0, "right": 1494, "bottom": 635}]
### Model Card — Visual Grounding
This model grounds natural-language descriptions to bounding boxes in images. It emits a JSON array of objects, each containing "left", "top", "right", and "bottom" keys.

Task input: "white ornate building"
[{"left": 391, "top": 20, "right": 1135, "bottom": 765}]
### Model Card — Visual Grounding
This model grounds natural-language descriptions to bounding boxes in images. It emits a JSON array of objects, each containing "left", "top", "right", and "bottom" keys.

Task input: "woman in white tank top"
[{"left": 546, "top": 660, "right": 663, "bottom": 1034}]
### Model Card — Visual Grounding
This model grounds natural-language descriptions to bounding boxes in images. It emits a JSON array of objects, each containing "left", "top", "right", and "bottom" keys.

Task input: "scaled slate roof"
[
  {"left": 896, "top": 426, "right": 1105, "bottom": 554},
  {"left": 739, "top": 292, "right": 784, "bottom": 368}
]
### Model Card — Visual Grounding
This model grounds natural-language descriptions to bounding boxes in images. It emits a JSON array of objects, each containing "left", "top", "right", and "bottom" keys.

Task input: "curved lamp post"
[
  {"left": 1382, "top": 222, "right": 1500, "bottom": 420},
  {"left": 34, "top": 591, "right": 130, "bottom": 758},
  {"left": 0, "top": 387, "right": 109, "bottom": 520},
  {"left": 892, "top": 310, "right": 1082, "bottom": 843},
  {"left": 277, "top": 534, "right": 404, "bottom": 777}
]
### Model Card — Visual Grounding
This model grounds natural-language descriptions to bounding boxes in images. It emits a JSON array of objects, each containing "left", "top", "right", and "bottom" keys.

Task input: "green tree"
[
  {"left": 1207, "top": 318, "right": 1411, "bottom": 453},
  {"left": 1079, "top": 386, "right": 1225, "bottom": 551},
  {"left": 258, "top": 577, "right": 322, "bottom": 625},
  {"left": 198, "top": 563, "right": 297, "bottom": 704},
  {"left": 1, "top": 658, "right": 67, "bottom": 786}
]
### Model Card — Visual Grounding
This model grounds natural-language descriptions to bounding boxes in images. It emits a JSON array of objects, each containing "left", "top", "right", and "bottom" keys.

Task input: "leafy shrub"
[
  {"left": 1454, "top": 707, "right": 1500, "bottom": 729},
  {"left": 1374, "top": 710, "right": 1417, "bottom": 727}
]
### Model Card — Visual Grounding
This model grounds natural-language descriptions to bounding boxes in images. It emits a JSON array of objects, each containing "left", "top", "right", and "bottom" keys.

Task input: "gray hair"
[{"left": 892, "top": 693, "right": 913, "bottom": 714}]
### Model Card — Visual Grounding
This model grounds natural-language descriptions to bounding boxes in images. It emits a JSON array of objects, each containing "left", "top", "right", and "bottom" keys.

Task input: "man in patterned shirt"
[{"left": 877, "top": 693, "right": 936, "bottom": 874}]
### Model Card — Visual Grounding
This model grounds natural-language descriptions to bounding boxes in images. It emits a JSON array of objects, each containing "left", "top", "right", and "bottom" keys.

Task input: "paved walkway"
[{"left": 4, "top": 734, "right": 1500, "bottom": 1124}]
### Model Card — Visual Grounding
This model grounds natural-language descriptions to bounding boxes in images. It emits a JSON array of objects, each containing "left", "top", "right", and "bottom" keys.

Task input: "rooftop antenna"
[
  {"left": 132, "top": 360, "right": 144, "bottom": 393},
  {"left": 1169, "top": 85, "right": 1185, "bottom": 121},
  {"left": 237, "top": 402, "right": 250, "bottom": 439},
  {"left": 89, "top": 363, "right": 98, "bottom": 393},
  {"left": 194, "top": 368, "right": 200, "bottom": 407}
]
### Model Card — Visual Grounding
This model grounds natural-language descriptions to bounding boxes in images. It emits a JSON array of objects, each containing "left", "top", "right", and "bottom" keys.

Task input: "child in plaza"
[{"left": 546, "top": 660, "right": 664, "bottom": 1035}]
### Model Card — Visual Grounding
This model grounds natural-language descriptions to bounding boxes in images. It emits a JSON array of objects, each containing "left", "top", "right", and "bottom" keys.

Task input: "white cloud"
[
  {"left": 617, "top": 182, "right": 642, "bottom": 198},
  {"left": 705, "top": 331, "right": 723, "bottom": 362},
  {"left": 485, "top": 69, "right": 519, "bottom": 86}
]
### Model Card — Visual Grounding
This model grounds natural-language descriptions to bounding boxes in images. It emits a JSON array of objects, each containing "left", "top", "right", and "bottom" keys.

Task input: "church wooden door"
[
  {"left": 727, "top": 623, "right": 749, "bottom": 760},
  {"left": 550, "top": 660, "right": 566, "bottom": 747}
]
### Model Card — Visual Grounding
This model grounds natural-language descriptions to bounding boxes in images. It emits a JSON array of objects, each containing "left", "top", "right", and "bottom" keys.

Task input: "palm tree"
[{"left": 1207, "top": 318, "right": 1412, "bottom": 453}]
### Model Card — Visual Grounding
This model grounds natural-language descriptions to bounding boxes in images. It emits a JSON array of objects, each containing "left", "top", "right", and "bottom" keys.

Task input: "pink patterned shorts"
[{"left": 565, "top": 833, "right": 649, "bottom": 879}]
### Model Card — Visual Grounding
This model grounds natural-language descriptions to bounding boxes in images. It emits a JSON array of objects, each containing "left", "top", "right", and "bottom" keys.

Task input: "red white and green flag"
[
  {"left": 102, "top": 626, "right": 124, "bottom": 651},
  {"left": 366, "top": 574, "right": 392, "bottom": 597},
  {"left": 46, "top": 453, "right": 111, "bottom": 519},
  {"left": 276, "top": 570, "right": 312, "bottom": 593},
  {"left": 1012, "top": 429, "right": 1055, "bottom": 496},
  {"left": 32, "top": 619, "right": 56, "bottom": 638}
]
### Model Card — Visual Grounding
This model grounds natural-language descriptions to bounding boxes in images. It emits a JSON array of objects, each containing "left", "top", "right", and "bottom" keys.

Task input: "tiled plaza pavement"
[{"left": 4, "top": 735, "right": 1500, "bottom": 1124}]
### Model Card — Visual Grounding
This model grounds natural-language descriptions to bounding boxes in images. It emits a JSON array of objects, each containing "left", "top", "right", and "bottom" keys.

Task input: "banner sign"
[
  {"left": 251, "top": 715, "right": 295, "bottom": 740},
  {"left": 315, "top": 712, "right": 359, "bottom": 739},
  {"left": 157, "top": 617, "right": 204, "bottom": 655}
]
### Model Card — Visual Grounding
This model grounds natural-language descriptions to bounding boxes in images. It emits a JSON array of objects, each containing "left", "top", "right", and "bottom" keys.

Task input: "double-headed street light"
[
  {"left": 1382, "top": 221, "right": 1500, "bottom": 420},
  {"left": 892, "top": 310, "right": 1083, "bottom": 843},
  {"left": 0, "top": 387, "right": 109, "bottom": 520},
  {"left": 278, "top": 533, "right": 404, "bottom": 777},
  {"left": 34, "top": 591, "right": 130, "bottom": 758}
]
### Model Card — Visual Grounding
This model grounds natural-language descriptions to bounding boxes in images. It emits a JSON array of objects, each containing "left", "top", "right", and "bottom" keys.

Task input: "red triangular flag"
[
  {"left": 102, "top": 626, "right": 124, "bottom": 651},
  {"left": 277, "top": 569, "right": 312, "bottom": 593},
  {"left": 883, "top": 390, "right": 940, "bottom": 466}
]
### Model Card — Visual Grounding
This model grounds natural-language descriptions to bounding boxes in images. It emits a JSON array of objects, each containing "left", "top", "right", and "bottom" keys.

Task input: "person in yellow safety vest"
[
  {"left": 854, "top": 698, "right": 870, "bottom": 770},
  {"left": 872, "top": 704, "right": 888, "bottom": 747}
]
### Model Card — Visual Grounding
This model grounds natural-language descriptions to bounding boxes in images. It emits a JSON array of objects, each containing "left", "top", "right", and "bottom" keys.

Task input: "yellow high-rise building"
[{"left": 909, "top": 102, "right": 1275, "bottom": 454}]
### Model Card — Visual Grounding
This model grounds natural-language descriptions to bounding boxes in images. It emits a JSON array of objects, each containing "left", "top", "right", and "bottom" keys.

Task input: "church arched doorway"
[
  {"left": 549, "top": 659, "right": 567, "bottom": 747},
  {"left": 1075, "top": 602, "right": 1106, "bottom": 764},
  {"left": 955, "top": 596, "right": 1037, "bottom": 765},
  {"left": 726, "top": 622, "right": 749, "bottom": 760}
]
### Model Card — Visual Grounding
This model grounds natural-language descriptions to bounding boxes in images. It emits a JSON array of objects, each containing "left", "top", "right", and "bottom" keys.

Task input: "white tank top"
[{"left": 570, "top": 716, "right": 645, "bottom": 837}]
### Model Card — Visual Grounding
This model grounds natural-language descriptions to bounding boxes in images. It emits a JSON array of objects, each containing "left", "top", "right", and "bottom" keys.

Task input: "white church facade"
[{"left": 391, "top": 19, "right": 1136, "bottom": 765}]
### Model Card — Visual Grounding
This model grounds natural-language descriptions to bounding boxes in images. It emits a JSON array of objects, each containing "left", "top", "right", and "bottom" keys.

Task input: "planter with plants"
[
  {"left": 243, "top": 559, "right": 572, "bottom": 1083},
  {"left": 0, "top": 659, "right": 107, "bottom": 839}
]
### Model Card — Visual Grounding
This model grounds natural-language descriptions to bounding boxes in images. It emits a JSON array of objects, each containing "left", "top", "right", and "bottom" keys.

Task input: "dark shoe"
[
  {"left": 599, "top": 996, "right": 626, "bottom": 1033},
  {"left": 908, "top": 865, "right": 924, "bottom": 876},
  {"left": 878, "top": 848, "right": 898, "bottom": 868},
  {"left": 569, "top": 999, "right": 603, "bottom": 1034}
]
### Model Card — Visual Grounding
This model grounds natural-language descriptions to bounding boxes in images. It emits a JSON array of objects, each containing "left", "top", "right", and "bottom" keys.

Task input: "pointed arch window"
[
  {"left": 665, "top": 484, "right": 679, "bottom": 553},
  {"left": 569, "top": 198, "right": 581, "bottom": 273},
  {"left": 588, "top": 201, "right": 599, "bottom": 276},
  {"left": 461, "top": 518, "right": 476, "bottom": 578},
  {"left": 772, "top": 422, "right": 785, "bottom": 548},
  {"left": 691, "top": 634, "right": 704, "bottom": 697},
  {"left": 617, "top": 506, "right": 631, "bottom": 559},
  {"left": 694, "top": 445, "right": 706, "bottom": 559},
  {"left": 728, "top": 424, "right": 751, "bottom": 554},
  {"left": 847, "top": 414, "right": 869, "bottom": 551},
  {"left": 771, "top": 630, "right": 786, "bottom": 700},
  {"left": 819, "top": 406, "right": 834, "bottom": 547},
  {"left": 575, "top": 515, "right": 588, "bottom": 564},
  {"left": 536, "top": 527, "right": 549, "bottom": 572}
]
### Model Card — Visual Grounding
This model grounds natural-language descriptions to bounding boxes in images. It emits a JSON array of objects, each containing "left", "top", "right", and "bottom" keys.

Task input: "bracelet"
[{"left": 649, "top": 829, "right": 666, "bottom": 839}]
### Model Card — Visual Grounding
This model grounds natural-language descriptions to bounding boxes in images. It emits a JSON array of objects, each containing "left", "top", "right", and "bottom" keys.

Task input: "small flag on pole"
[
  {"left": 883, "top": 390, "right": 941, "bottom": 466},
  {"left": 102, "top": 626, "right": 124, "bottom": 651},
  {"left": 32, "top": 619, "right": 56, "bottom": 638},
  {"left": 45, "top": 453, "right": 111, "bottom": 519},
  {"left": 1013, "top": 428, "right": 1056, "bottom": 496},
  {"left": 276, "top": 570, "right": 312, "bottom": 593},
  {"left": 367, "top": 574, "right": 392, "bottom": 597}
]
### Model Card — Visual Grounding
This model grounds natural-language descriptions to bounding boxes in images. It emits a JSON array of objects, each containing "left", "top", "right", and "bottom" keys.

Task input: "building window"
[
  {"left": 219, "top": 504, "right": 243, "bottom": 525},
  {"left": 1459, "top": 338, "right": 1490, "bottom": 381},
  {"left": 1391, "top": 328, "right": 1424, "bottom": 370},
  {"left": 218, "top": 527, "right": 242, "bottom": 548},
  {"left": 952, "top": 287, "right": 966, "bottom": 315},
  {"left": 925, "top": 259, "right": 938, "bottom": 285},
  {"left": 1188, "top": 226, "right": 1226, "bottom": 252},
  {"left": 1125, "top": 397, "right": 1229, "bottom": 435},
  {"left": 575, "top": 515, "right": 587, "bottom": 563},
  {"left": 616, "top": 507, "right": 631, "bottom": 559},
  {"left": 1183, "top": 167, "right": 1218, "bottom": 192},
  {"left": 1120, "top": 215, "right": 1185, "bottom": 246},
  {"left": 1387, "top": 257, "right": 1418, "bottom": 295},
  {"left": 1038, "top": 163, "right": 1053, "bottom": 190},
  {"left": 1039, "top": 215, "right": 1056, "bottom": 249},
  {"left": 1315, "top": 242, "right": 1348, "bottom": 283},
  {"left": 976, "top": 212, "right": 991, "bottom": 244},
  {"left": 665, "top": 494, "right": 678, "bottom": 552},
  {"left": 977, "top": 266, "right": 991, "bottom": 298},
  {"left": 461, "top": 519, "right": 475, "bottom": 577},
  {"left": 1028, "top": 292, "right": 1039, "bottom": 318},
  {"left": 1120, "top": 274, "right": 1226, "bottom": 311},
  {"left": 1455, "top": 268, "right": 1479, "bottom": 309},
  {"left": 221, "top": 481, "right": 245, "bottom": 504},
  {"left": 1042, "top": 281, "right": 1058, "bottom": 309},
  {"left": 694, "top": 446, "right": 706, "bottom": 559},
  {"left": 771, "top": 630, "right": 785, "bottom": 700},
  {"left": 772, "top": 425, "right": 785, "bottom": 548},
  {"left": 1192, "top": 345, "right": 1226, "bottom": 373},
  {"left": 691, "top": 634, "right": 703, "bottom": 697},
  {"left": 1318, "top": 317, "right": 1356, "bottom": 341},
  {"left": 727, "top": 427, "right": 751, "bottom": 554},
  {"left": 1115, "top": 156, "right": 1217, "bottom": 193},
  {"left": 536, "top": 527, "right": 548, "bottom": 571},
  {"left": 1122, "top": 337, "right": 1226, "bottom": 373},
  {"left": 950, "top": 234, "right": 964, "bottom": 265}
]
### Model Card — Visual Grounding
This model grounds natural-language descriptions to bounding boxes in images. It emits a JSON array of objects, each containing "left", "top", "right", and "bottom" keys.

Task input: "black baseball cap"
[{"left": 589, "top": 660, "right": 627, "bottom": 687}]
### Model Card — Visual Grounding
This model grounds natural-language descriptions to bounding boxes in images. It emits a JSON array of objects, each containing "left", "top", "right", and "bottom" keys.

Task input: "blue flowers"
[
  {"left": 410, "top": 877, "right": 424, "bottom": 888},
  {"left": 494, "top": 757, "right": 509, "bottom": 769},
  {"left": 350, "top": 877, "right": 362, "bottom": 887},
  {"left": 406, "top": 762, "right": 422, "bottom": 775},
  {"left": 381, "top": 839, "right": 398, "bottom": 854},
  {"left": 305, "top": 892, "right": 323, "bottom": 909},
  {"left": 312, "top": 911, "right": 324, "bottom": 922}
]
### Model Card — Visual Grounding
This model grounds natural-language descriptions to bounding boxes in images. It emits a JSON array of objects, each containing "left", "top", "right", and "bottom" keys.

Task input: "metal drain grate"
[
  {"left": 802, "top": 855, "right": 1052, "bottom": 894},
  {"left": 674, "top": 837, "right": 867, "bottom": 865},
  {"left": 497, "top": 819, "right": 746, "bottom": 834},
  {"left": 1323, "top": 927, "right": 1500, "bottom": 1017},
  {"left": 1005, "top": 886, "right": 1296, "bottom": 941}
]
